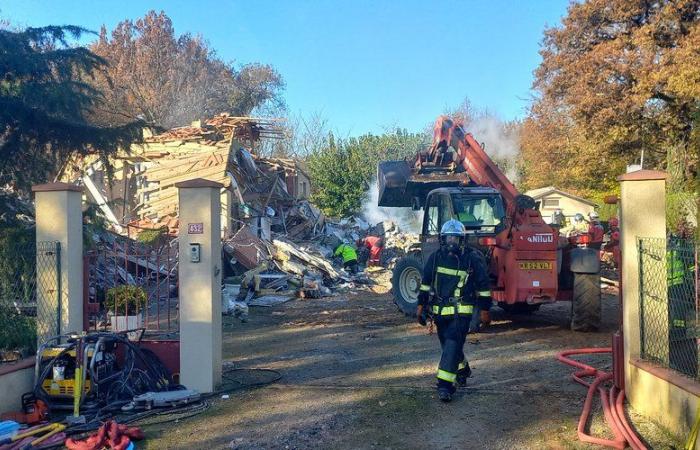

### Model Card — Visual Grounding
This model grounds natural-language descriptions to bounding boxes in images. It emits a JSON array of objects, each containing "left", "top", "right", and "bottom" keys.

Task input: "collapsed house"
[
  {"left": 60, "top": 114, "right": 417, "bottom": 316},
  {"left": 59, "top": 114, "right": 316, "bottom": 240}
]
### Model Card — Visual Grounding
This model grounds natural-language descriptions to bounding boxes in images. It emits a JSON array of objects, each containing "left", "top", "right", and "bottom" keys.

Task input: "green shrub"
[
  {"left": 136, "top": 227, "right": 168, "bottom": 247},
  {"left": 105, "top": 285, "right": 147, "bottom": 315},
  {"left": 0, "top": 226, "right": 35, "bottom": 304},
  {"left": 667, "top": 191, "right": 697, "bottom": 237},
  {"left": 0, "top": 305, "right": 36, "bottom": 355}
]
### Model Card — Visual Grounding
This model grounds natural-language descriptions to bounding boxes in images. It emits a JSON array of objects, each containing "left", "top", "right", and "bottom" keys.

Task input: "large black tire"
[
  {"left": 571, "top": 273, "right": 601, "bottom": 331},
  {"left": 391, "top": 254, "right": 423, "bottom": 316},
  {"left": 498, "top": 302, "right": 541, "bottom": 314}
]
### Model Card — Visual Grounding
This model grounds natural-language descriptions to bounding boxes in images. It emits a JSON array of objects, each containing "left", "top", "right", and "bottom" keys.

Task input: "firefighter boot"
[
  {"left": 437, "top": 381, "right": 456, "bottom": 402},
  {"left": 437, "top": 387, "right": 453, "bottom": 402},
  {"left": 456, "top": 361, "right": 472, "bottom": 387}
]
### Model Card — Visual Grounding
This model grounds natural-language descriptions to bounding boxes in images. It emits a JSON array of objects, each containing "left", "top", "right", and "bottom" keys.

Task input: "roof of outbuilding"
[{"left": 524, "top": 186, "right": 597, "bottom": 207}]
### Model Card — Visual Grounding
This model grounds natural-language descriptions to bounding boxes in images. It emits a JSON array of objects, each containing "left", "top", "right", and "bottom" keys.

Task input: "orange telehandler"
[{"left": 377, "top": 116, "right": 601, "bottom": 331}]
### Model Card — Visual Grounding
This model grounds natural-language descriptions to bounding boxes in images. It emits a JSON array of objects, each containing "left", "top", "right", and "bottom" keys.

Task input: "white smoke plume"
[
  {"left": 360, "top": 112, "right": 520, "bottom": 233},
  {"left": 362, "top": 180, "right": 422, "bottom": 234},
  {"left": 464, "top": 115, "right": 520, "bottom": 181}
]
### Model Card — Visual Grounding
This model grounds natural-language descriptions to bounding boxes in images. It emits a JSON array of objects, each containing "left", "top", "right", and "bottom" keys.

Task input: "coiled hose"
[{"left": 557, "top": 348, "right": 647, "bottom": 450}]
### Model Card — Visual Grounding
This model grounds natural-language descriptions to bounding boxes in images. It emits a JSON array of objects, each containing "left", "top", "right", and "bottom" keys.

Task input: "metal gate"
[{"left": 84, "top": 233, "right": 179, "bottom": 335}]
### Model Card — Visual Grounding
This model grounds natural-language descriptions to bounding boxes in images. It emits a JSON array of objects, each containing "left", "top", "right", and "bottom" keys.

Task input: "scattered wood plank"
[{"left": 272, "top": 239, "right": 341, "bottom": 279}]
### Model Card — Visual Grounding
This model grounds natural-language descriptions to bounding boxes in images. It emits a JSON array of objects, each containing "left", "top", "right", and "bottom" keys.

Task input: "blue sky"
[{"left": 2, "top": 0, "right": 570, "bottom": 135}]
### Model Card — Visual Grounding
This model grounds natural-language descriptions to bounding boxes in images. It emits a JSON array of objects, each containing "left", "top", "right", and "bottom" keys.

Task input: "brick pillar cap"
[
  {"left": 175, "top": 178, "right": 224, "bottom": 189},
  {"left": 617, "top": 170, "right": 667, "bottom": 181},
  {"left": 32, "top": 182, "right": 82, "bottom": 193}
]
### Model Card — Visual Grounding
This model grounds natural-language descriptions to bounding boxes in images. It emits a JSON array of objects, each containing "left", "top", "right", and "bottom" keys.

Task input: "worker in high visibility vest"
[
  {"left": 334, "top": 242, "right": 359, "bottom": 274},
  {"left": 416, "top": 219, "right": 492, "bottom": 402},
  {"left": 667, "top": 238, "right": 697, "bottom": 376}
]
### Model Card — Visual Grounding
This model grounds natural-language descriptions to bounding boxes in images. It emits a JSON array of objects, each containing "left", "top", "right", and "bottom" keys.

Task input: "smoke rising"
[
  {"left": 465, "top": 115, "right": 520, "bottom": 181},
  {"left": 360, "top": 112, "right": 520, "bottom": 233},
  {"left": 362, "top": 181, "right": 422, "bottom": 234}
]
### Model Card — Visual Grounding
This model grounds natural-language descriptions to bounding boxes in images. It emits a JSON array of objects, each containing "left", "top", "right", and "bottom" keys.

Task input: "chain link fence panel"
[
  {"left": 639, "top": 237, "right": 698, "bottom": 379},
  {"left": 0, "top": 237, "right": 60, "bottom": 358}
]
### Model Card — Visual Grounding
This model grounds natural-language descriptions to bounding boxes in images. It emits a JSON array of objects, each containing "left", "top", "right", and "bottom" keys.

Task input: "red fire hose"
[{"left": 557, "top": 348, "right": 647, "bottom": 450}]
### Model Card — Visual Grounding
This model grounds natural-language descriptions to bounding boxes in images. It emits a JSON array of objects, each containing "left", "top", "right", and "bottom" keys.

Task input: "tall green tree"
[
  {"left": 307, "top": 129, "right": 425, "bottom": 217},
  {"left": 0, "top": 25, "right": 143, "bottom": 224}
]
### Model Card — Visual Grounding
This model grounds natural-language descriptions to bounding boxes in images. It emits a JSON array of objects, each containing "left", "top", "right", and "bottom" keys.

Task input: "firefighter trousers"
[{"left": 435, "top": 315, "right": 471, "bottom": 389}]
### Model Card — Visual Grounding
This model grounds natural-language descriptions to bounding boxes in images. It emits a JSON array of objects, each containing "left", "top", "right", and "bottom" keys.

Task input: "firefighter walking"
[{"left": 416, "top": 219, "right": 492, "bottom": 402}]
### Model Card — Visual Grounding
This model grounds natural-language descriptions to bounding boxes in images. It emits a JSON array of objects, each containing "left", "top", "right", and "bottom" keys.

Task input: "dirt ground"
[{"left": 142, "top": 270, "right": 681, "bottom": 450}]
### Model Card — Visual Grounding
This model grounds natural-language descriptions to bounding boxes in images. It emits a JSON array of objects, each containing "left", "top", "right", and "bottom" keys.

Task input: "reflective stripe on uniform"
[
  {"left": 437, "top": 369, "right": 457, "bottom": 383},
  {"left": 477, "top": 290, "right": 491, "bottom": 297},
  {"left": 673, "top": 319, "right": 686, "bottom": 328},
  {"left": 458, "top": 361, "right": 466, "bottom": 371},
  {"left": 436, "top": 267, "right": 468, "bottom": 277},
  {"left": 431, "top": 304, "right": 474, "bottom": 315},
  {"left": 435, "top": 266, "right": 468, "bottom": 297},
  {"left": 453, "top": 280, "right": 466, "bottom": 298},
  {"left": 420, "top": 284, "right": 431, "bottom": 292}
]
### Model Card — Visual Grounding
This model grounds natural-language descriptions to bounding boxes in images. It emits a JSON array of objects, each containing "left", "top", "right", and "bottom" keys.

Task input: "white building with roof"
[{"left": 524, "top": 186, "right": 597, "bottom": 224}]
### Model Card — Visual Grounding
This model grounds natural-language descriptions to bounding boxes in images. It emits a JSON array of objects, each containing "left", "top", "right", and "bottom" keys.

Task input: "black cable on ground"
[
  {"left": 217, "top": 368, "right": 283, "bottom": 394},
  {"left": 63, "top": 366, "right": 282, "bottom": 436},
  {"left": 35, "top": 332, "right": 282, "bottom": 439}
]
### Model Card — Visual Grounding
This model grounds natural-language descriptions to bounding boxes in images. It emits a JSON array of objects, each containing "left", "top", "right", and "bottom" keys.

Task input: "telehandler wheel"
[
  {"left": 392, "top": 254, "right": 423, "bottom": 317},
  {"left": 571, "top": 272, "right": 601, "bottom": 331}
]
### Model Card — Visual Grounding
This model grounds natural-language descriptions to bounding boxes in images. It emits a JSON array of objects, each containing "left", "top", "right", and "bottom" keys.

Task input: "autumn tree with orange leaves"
[
  {"left": 90, "top": 11, "right": 285, "bottom": 129},
  {"left": 520, "top": 0, "right": 699, "bottom": 228}
]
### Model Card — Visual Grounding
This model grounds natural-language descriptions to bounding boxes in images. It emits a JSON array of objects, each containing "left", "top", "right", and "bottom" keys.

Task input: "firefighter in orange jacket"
[{"left": 416, "top": 219, "right": 492, "bottom": 402}]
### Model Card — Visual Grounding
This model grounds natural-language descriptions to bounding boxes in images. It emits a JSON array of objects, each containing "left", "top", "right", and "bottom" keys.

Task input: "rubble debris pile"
[{"left": 58, "top": 112, "right": 420, "bottom": 317}]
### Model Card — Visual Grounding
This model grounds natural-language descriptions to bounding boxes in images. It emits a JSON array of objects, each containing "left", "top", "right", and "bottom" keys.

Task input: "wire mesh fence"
[
  {"left": 639, "top": 237, "right": 698, "bottom": 379},
  {"left": 0, "top": 237, "right": 60, "bottom": 358}
]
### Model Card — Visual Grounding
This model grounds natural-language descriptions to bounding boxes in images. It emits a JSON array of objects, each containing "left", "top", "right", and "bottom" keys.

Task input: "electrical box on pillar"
[{"left": 189, "top": 243, "right": 201, "bottom": 263}]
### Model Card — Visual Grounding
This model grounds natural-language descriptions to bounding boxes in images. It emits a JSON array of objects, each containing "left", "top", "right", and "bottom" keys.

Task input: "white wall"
[{"left": 537, "top": 194, "right": 595, "bottom": 223}]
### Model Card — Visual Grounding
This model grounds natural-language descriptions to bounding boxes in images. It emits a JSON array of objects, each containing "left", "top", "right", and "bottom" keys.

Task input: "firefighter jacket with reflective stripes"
[
  {"left": 667, "top": 249, "right": 691, "bottom": 288},
  {"left": 418, "top": 248, "right": 492, "bottom": 314},
  {"left": 334, "top": 244, "right": 358, "bottom": 263}
]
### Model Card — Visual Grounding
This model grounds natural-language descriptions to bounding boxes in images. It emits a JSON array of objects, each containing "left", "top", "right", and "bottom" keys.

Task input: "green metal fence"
[
  {"left": 0, "top": 238, "right": 60, "bottom": 358},
  {"left": 639, "top": 237, "right": 698, "bottom": 379}
]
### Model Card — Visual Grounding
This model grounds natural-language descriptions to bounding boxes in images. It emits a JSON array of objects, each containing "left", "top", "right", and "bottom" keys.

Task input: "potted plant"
[{"left": 105, "top": 285, "right": 147, "bottom": 334}]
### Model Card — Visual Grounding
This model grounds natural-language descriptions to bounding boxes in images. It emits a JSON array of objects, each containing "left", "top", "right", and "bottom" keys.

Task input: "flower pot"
[{"left": 110, "top": 314, "right": 143, "bottom": 340}]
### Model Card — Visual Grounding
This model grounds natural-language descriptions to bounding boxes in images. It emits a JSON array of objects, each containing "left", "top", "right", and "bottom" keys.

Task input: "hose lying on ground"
[{"left": 557, "top": 348, "right": 647, "bottom": 450}]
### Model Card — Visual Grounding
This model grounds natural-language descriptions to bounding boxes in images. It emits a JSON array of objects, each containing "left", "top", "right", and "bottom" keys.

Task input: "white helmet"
[
  {"left": 574, "top": 213, "right": 584, "bottom": 222},
  {"left": 440, "top": 219, "right": 466, "bottom": 236},
  {"left": 588, "top": 211, "right": 599, "bottom": 220}
]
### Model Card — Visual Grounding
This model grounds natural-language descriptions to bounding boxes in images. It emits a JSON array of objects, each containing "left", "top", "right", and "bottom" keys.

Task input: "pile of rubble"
[
  {"left": 57, "top": 112, "right": 422, "bottom": 319},
  {"left": 222, "top": 215, "right": 419, "bottom": 318}
]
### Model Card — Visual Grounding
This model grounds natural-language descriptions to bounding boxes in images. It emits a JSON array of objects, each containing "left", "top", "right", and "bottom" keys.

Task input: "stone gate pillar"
[
  {"left": 176, "top": 178, "right": 223, "bottom": 393},
  {"left": 32, "top": 182, "right": 84, "bottom": 340}
]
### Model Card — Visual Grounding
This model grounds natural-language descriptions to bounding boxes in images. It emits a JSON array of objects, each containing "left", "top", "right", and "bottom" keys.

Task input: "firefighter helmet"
[
  {"left": 441, "top": 219, "right": 466, "bottom": 236},
  {"left": 440, "top": 219, "right": 466, "bottom": 253}
]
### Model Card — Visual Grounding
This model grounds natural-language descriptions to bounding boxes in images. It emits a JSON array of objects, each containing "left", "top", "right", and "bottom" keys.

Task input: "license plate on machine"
[{"left": 519, "top": 261, "right": 552, "bottom": 270}]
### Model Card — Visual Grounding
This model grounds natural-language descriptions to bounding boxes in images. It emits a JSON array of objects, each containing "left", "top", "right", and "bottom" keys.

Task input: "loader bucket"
[{"left": 377, "top": 160, "right": 412, "bottom": 207}]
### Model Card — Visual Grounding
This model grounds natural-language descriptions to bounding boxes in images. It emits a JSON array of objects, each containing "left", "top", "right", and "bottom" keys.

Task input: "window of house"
[{"left": 543, "top": 198, "right": 560, "bottom": 208}]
